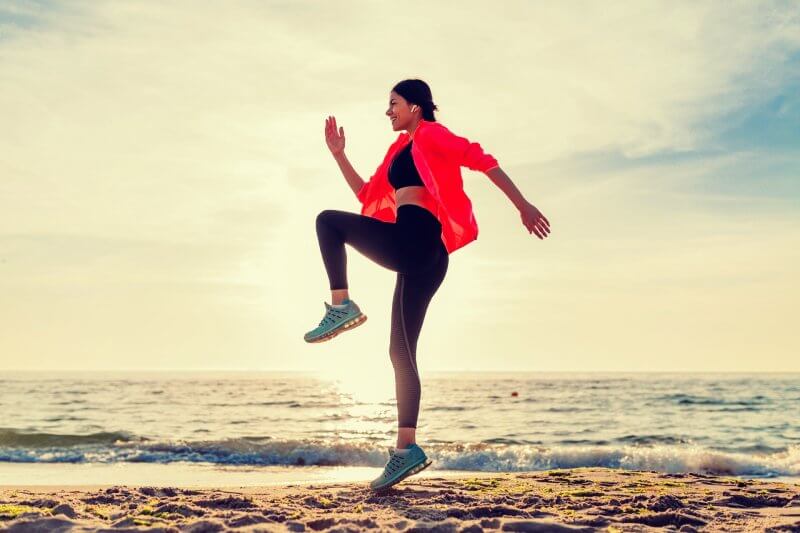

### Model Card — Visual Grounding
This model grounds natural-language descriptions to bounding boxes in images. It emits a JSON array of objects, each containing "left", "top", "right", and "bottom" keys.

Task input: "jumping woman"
[{"left": 304, "top": 79, "right": 550, "bottom": 491}]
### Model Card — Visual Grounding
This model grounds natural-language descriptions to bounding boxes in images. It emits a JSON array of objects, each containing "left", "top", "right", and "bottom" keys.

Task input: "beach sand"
[{"left": 2, "top": 467, "right": 800, "bottom": 532}]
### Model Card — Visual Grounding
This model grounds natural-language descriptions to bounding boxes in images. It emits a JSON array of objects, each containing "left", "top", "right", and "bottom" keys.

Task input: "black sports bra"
[{"left": 388, "top": 141, "right": 424, "bottom": 190}]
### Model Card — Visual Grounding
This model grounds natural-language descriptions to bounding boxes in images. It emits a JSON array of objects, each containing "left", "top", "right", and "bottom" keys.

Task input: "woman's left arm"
[
  {"left": 422, "top": 124, "right": 551, "bottom": 239},
  {"left": 486, "top": 166, "right": 551, "bottom": 240}
]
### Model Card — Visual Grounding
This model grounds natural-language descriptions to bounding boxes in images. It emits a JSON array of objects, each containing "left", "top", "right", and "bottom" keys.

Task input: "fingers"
[
  {"left": 325, "top": 116, "right": 343, "bottom": 138},
  {"left": 530, "top": 211, "right": 550, "bottom": 235},
  {"left": 538, "top": 218, "right": 550, "bottom": 236},
  {"left": 535, "top": 209, "right": 550, "bottom": 228},
  {"left": 523, "top": 216, "right": 550, "bottom": 240},
  {"left": 530, "top": 205, "right": 550, "bottom": 228},
  {"left": 536, "top": 225, "right": 546, "bottom": 239}
]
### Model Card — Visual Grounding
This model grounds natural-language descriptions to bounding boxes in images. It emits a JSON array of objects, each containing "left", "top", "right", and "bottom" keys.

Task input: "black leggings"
[{"left": 315, "top": 205, "right": 449, "bottom": 428}]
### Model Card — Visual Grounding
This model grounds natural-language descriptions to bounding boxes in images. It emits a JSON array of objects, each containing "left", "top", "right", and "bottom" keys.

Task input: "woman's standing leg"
[
  {"left": 315, "top": 206, "right": 450, "bottom": 447},
  {"left": 389, "top": 245, "right": 449, "bottom": 448}
]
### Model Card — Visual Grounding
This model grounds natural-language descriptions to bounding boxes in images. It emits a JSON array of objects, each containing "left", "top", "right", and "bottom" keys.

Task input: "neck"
[{"left": 407, "top": 117, "right": 423, "bottom": 139}]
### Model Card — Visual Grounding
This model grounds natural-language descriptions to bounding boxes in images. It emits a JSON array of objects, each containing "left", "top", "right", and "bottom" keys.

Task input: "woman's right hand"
[{"left": 325, "top": 115, "right": 345, "bottom": 156}]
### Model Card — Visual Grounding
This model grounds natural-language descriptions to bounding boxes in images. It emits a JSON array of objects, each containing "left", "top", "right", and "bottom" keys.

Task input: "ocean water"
[{"left": 1, "top": 371, "right": 799, "bottom": 484}]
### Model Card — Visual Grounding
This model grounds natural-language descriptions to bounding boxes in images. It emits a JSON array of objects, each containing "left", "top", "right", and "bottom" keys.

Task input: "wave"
[
  {"left": 1, "top": 429, "right": 799, "bottom": 478},
  {"left": 655, "top": 393, "right": 773, "bottom": 407},
  {"left": 0, "top": 429, "right": 138, "bottom": 448},
  {"left": 616, "top": 434, "right": 692, "bottom": 446}
]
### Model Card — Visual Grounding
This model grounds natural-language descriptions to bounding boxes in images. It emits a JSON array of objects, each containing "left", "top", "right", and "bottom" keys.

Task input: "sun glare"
[{"left": 328, "top": 366, "right": 394, "bottom": 406}]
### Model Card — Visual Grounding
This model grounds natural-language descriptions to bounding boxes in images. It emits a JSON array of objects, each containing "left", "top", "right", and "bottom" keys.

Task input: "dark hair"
[{"left": 392, "top": 79, "right": 439, "bottom": 122}]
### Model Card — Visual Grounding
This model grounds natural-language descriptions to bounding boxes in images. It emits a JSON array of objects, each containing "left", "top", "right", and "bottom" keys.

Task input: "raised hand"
[
  {"left": 325, "top": 115, "right": 346, "bottom": 156},
  {"left": 519, "top": 201, "right": 550, "bottom": 240}
]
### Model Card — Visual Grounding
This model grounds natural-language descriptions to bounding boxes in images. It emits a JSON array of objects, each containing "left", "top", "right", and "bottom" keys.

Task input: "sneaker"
[
  {"left": 369, "top": 443, "right": 433, "bottom": 491},
  {"left": 303, "top": 299, "right": 367, "bottom": 343}
]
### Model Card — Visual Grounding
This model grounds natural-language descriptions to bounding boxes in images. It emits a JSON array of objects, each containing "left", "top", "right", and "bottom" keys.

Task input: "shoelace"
[
  {"left": 319, "top": 306, "right": 349, "bottom": 327},
  {"left": 384, "top": 453, "right": 406, "bottom": 475}
]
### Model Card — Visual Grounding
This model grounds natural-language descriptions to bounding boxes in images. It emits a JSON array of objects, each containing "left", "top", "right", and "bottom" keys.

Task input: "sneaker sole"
[
  {"left": 304, "top": 313, "right": 367, "bottom": 343},
  {"left": 370, "top": 457, "right": 432, "bottom": 492}
]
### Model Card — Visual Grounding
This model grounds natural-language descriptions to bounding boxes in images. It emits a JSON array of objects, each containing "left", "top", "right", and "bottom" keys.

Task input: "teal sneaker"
[
  {"left": 369, "top": 443, "right": 433, "bottom": 491},
  {"left": 304, "top": 298, "right": 367, "bottom": 343}
]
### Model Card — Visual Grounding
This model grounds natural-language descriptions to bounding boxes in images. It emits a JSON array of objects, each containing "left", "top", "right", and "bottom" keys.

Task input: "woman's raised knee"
[{"left": 316, "top": 209, "right": 339, "bottom": 228}]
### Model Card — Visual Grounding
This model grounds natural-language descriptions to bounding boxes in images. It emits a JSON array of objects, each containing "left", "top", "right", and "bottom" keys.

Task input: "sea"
[{"left": 1, "top": 371, "right": 799, "bottom": 487}]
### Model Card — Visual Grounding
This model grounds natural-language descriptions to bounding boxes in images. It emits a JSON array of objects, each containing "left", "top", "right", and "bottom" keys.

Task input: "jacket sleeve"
[
  {"left": 356, "top": 173, "right": 373, "bottom": 204},
  {"left": 357, "top": 134, "right": 405, "bottom": 205},
  {"left": 356, "top": 153, "right": 387, "bottom": 205},
  {"left": 427, "top": 124, "right": 499, "bottom": 173}
]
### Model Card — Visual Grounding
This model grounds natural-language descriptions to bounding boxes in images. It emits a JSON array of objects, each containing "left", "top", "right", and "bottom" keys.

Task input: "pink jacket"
[{"left": 356, "top": 119, "right": 499, "bottom": 254}]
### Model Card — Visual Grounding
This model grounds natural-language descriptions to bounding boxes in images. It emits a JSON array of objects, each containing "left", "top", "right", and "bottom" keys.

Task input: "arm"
[
  {"left": 427, "top": 124, "right": 550, "bottom": 238},
  {"left": 430, "top": 126, "right": 527, "bottom": 208},
  {"left": 332, "top": 151, "right": 366, "bottom": 198},
  {"left": 487, "top": 166, "right": 551, "bottom": 239},
  {"left": 486, "top": 166, "right": 529, "bottom": 210}
]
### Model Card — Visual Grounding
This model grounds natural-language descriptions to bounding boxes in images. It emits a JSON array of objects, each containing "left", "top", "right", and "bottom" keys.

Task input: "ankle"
[
  {"left": 331, "top": 289, "right": 349, "bottom": 305},
  {"left": 397, "top": 426, "right": 416, "bottom": 449}
]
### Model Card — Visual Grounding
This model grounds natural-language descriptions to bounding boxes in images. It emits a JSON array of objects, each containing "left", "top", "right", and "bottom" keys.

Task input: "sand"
[{"left": 2, "top": 467, "right": 800, "bottom": 532}]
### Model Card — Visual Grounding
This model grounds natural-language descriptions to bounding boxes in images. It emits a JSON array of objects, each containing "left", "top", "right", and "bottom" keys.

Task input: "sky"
[{"left": 1, "top": 0, "right": 798, "bottom": 374}]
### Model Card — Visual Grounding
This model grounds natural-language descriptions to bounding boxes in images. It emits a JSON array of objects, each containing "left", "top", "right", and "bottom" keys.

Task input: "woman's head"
[{"left": 386, "top": 79, "right": 438, "bottom": 132}]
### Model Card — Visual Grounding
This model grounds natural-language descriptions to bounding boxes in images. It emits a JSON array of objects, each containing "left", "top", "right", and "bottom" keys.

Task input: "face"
[{"left": 386, "top": 91, "right": 420, "bottom": 131}]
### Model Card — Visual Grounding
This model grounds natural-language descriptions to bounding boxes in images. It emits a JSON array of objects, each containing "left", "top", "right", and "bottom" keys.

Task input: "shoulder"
[
  {"left": 419, "top": 120, "right": 448, "bottom": 134},
  {"left": 415, "top": 120, "right": 448, "bottom": 144}
]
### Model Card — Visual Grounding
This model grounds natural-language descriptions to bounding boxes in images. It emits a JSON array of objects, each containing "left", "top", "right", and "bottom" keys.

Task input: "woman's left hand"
[{"left": 519, "top": 201, "right": 550, "bottom": 239}]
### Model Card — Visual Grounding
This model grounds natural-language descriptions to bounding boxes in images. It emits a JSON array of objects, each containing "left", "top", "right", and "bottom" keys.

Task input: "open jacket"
[{"left": 356, "top": 119, "right": 499, "bottom": 254}]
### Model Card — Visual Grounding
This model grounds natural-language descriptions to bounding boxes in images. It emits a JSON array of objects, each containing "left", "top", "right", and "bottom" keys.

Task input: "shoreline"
[
  {"left": 0, "top": 462, "right": 504, "bottom": 489},
  {"left": 2, "top": 467, "right": 800, "bottom": 532}
]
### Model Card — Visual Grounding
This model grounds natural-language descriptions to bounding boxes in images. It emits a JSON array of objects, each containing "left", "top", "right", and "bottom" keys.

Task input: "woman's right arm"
[
  {"left": 325, "top": 116, "right": 365, "bottom": 197},
  {"left": 332, "top": 151, "right": 365, "bottom": 197}
]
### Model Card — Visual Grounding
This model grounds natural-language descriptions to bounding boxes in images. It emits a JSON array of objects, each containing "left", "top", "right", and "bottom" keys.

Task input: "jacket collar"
[{"left": 407, "top": 118, "right": 433, "bottom": 141}]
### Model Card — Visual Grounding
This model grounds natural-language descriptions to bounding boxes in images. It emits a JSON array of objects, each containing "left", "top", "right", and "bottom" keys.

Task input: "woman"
[{"left": 305, "top": 79, "right": 550, "bottom": 491}]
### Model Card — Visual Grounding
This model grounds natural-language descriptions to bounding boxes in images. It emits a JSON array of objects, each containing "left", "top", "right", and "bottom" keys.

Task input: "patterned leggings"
[{"left": 315, "top": 205, "right": 449, "bottom": 428}]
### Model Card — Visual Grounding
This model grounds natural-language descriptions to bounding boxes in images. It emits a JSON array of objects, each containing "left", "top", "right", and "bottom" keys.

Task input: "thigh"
[
  {"left": 392, "top": 251, "right": 449, "bottom": 355},
  {"left": 318, "top": 209, "right": 407, "bottom": 273}
]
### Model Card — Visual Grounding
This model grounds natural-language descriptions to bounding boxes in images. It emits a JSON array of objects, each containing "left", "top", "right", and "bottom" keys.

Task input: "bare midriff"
[{"left": 395, "top": 185, "right": 439, "bottom": 217}]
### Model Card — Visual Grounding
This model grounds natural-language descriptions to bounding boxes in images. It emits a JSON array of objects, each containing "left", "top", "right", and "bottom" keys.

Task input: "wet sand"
[{"left": 2, "top": 467, "right": 800, "bottom": 532}]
